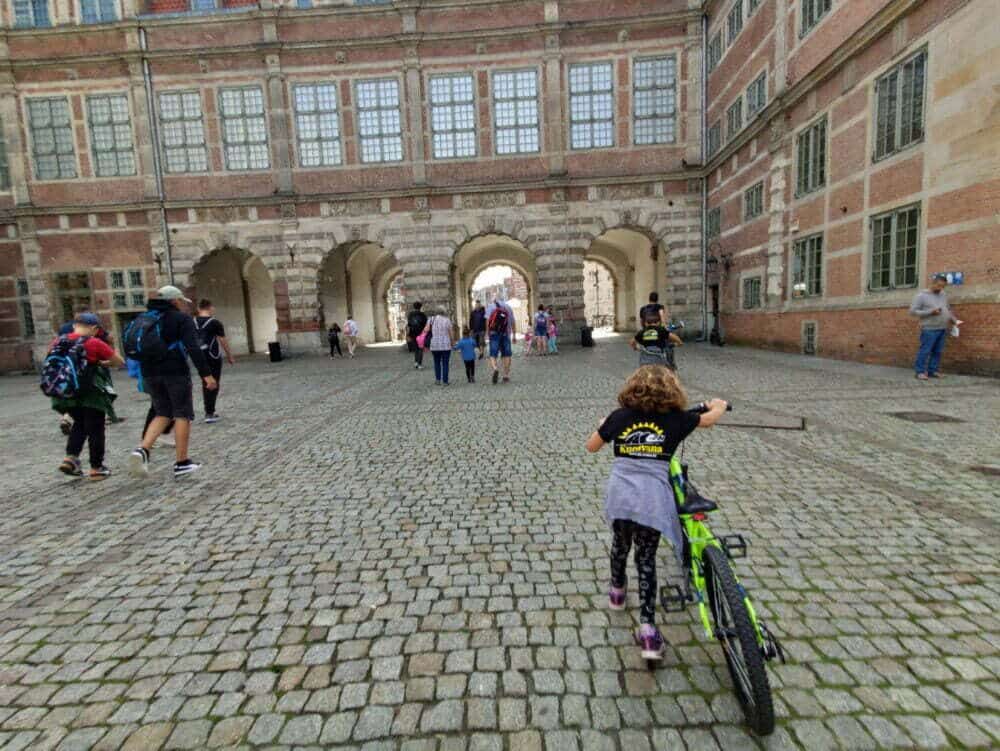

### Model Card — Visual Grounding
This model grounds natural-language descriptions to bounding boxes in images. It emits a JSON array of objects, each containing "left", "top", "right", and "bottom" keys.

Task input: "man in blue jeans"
[
  {"left": 485, "top": 296, "right": 516, "bottom": 384},
  {"left": 909, "top": 273, "right": 962, "bottom": 380}
]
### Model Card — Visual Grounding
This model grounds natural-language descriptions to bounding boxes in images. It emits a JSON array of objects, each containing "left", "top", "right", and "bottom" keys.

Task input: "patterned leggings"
[{"left": 610, "top": 519, "right": 661, "bottom": 624}]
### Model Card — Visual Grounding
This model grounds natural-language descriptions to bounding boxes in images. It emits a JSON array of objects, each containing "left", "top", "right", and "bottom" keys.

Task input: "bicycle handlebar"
[{"left": 688, "top": 401, "right": 733, "bottom": 415}]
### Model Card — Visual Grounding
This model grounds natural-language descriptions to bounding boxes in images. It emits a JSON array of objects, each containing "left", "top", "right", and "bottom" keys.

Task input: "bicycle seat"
[{"left": 676, "top": 492, "right": 718, "bottom": 515}]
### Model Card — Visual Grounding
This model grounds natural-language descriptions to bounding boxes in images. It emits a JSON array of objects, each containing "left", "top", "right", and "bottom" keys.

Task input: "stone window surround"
[
  {"left": 631, "top": 55, "right": 678, "bottom": 146},
  {"left": 794, "top": 113, "right": 827, "bottom": 199},
  {"left": 79, "top": 0, "right": 119, "bottom": 24},
  {"left": 157, "top": 89, "right": 209, "bottom": 174},
  {"left": 743, "top": 180, "right": 764, "bottom": 221},
  {"left": 24, "top": 94, "right": 79, "bottom": 182},
  {"left": 745, "top": 69, "right": 767, "bottom": 120},
  {"left": 739, "top": 268, "right": 764, "bottom": 310},
  {"left": 426, "top": 71, "right": 478, "bottom": 161},
  {"left": 790, "top": 232, "right": 824, "bottom": 299},
  {"left": 85, "top": 91, "right": 137, "bottom": 178},
  {"left": 489, "top": 66, "right": 543, "bottom": 157},
  {"left": 800, "top": 0, "right": 834, "bottom": 39},
  {"left": 354, "top": 76, "right": 405, "bottom": 164},
  {"left": 871, "top": 47, "right": 927, "bottom": 163},
  {"left": 725, "top": 97, "right": 742, "bottom": 141},
  {"left": 566, "top": 60, "right": 615, "bottom": 151},
  {"left": 290, "top": 80, "right": 344, "bottom": 168},
  {"left": 866, "top": 202, "right": 922, "bottom": 293},
  {"left": 218, "top": 84, "right": 271, "bottom": 172}
]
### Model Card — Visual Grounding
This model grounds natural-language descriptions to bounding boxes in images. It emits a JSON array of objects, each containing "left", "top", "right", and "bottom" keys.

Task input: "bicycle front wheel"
[{"left": 703, "top": 545, "right": 775, "bottom": 735}]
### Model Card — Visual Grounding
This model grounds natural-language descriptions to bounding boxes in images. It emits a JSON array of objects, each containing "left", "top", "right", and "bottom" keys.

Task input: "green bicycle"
[{"left": 657, "top": 402, "right": 786, "bottom": 735}]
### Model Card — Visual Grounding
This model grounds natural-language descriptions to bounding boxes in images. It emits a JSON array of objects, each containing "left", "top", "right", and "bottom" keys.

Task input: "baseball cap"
[
  {"left": 157, "top": 285, "right": 192, "bottom": 303},
  {"left": 74, "top": 312, "right": 101, "bottom": 326},
  {"left": 931, "top": 273, "right": 948, "bottom": 282}
]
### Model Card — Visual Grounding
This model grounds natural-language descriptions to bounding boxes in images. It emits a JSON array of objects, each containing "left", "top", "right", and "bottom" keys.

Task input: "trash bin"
[
  {"left": 268, "top": 341, "right": 283, "bottom": 362},
  {"left": 580, "top": 326, "right": 594, "bottom": 348}
]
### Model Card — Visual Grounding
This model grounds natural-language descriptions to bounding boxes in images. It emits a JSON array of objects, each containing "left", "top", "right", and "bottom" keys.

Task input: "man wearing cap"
[
  {"left": 909, "top": 273, "right": 963, "bottom": 381},
  {"left": 129, "top": 285, "right": 217, "bottom": 478},
  {"left": 485, "top": 294, "right": 517, "bottom": 384}
]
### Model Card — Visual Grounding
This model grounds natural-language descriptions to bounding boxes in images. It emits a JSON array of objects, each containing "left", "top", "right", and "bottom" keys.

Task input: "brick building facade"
[{"left": 0, "top": 0, "right": 995, "bottom": 372}]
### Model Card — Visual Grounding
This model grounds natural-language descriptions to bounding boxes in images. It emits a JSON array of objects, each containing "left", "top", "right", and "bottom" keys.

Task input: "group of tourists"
[{"left": 326, "top": 317, "right": 359, "bottom": 359}]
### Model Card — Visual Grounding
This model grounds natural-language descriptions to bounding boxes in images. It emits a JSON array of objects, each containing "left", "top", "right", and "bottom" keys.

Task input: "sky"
[{"left": 471, "top": 264, "right": 516, "bottom": 290}]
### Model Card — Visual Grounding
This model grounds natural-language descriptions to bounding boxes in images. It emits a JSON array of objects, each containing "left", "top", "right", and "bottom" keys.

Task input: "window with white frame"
[
  {"left": 746, "top": 72, "right": 767, "bottom": 118},
  {"left": 874, "top": 50, "right": 926, "bottom": 161},
  {"left": 727, "top": 2, "right": 743, "bottom": 45},
  {"left": 633, "top": 57, "right": 676, "bottom": 145},
  {"left": 355, "top": 79, "right": 403, "bottom": 163},
  {"left": 726, "top": 99, "right": 743, "bottom": 140},
  {"left": 27, "top": 98, "right": 77, "bottom": 180},
  {"left": 17, "top": 279, "right": 35, "bottom": 338},
  {"left": 744, "top": 181, "right": 764, "bottom": 220},
  {"left": 795, "top": 116, "right": 826, "bottom": 196},
  {"left": 492, "top": 70, "right": 540, "bottom": 155},
  {"left": 870, "top": 204, "right": 920, "bottom": 290},
  {"left": 429, "top": 74, "right": 476, "bottom": 159},
  {"left": 707, "top": 32, "right": 723, "bottom": 73},
  {"left": 293, "top": 83, "right": 342, "bottom": 167},
  {"left": 159, "top": 91, "right": 208, "bottom": 173},
  {"left": 13, "top": 0, "right": 49, "bottom": 27},
  {"left": 87, "top": 94, "right": 135, "bottom": 177},
  {"left": 801, "top": 0, "right": 832, "bottom": 35},
  {"left": 569, "top": 62, "right": 613, "bottom": 150},
  {"left": 706, "top": 206, "right": 721, "bottom": 239},
  {"left": 80, "top": 0, "right": 116, "bottom": 23},
  {"left": 0, "top": 121, "right": 9, "bottom": 190},
  {"left": 742, "top": 276, "right": 762, "bottom": 309},
  {"left": 110, "top": 268, "right": 146, "bottom": 310},
  {"left": 707, "top": 121, "right": 721, "bottom": 157},
  {"left": 219, "top": 86, "right": 269, "bottom": 170},
  {"left": 792, "top": 234, "right": 823, "bottom": 297}
]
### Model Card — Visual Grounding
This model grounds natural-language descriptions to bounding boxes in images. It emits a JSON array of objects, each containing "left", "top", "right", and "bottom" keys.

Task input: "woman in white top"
[
  {"left": 423, "top": 308, "right": 456, "bottom": 385},
  {"left": 343, "top": 317, "right": 359, "bottom": 358}
]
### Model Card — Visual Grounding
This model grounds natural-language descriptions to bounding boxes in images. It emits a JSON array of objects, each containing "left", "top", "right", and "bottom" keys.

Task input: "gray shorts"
[{"left": 145, "top": 375, "right": 195, "bottom": 421}]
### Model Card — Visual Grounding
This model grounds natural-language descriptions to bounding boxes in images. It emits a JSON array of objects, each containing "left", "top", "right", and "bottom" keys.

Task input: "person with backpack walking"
[
  {"left": 56, "top": 304, "right": 122, "bottom": 432},
  {"left": 422, "top": 307, "right": 455, "bottom": 385},
  {"left": 327, "top": 322, "right": 343, "bottom": 358},
  {"left": 469, "top": 302, "right": 487, "bottom": 359},
  {"left": 195, "top": 299, "right": 234, "bottom": 423},
  {"left": 406, "top": 302, "right": 428, "bottom": 370},
  {"left": 485, "top": 296, "right": 516, "bottom": 384},
  {"left": 532, "top": 305, "right": 550, "bottom": 355},
  {"left": 124, "top": 286, "right": 216, "bottom": 479},
  {"left": 638, "top": 292, "right": 668, "bottom": 328},
  {"left": 43, "top": 313, "right": 124, "bottom": 480},
  {"left": 453, "top": 326, "right": 478, "bottom": 383},
  {"left": 343, "top": 316, "right": 360, "bottom": 358}
]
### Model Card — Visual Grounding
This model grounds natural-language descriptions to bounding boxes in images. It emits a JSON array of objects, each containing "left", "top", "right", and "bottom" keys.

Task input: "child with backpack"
[
  {"left": 43, "top": 313, "right": 124, "bottom": 480},
  {"left": 585, "top": 366, "right": 728, "bottom": 660},
  {"left": 453, "top": 327, "right": 478, "bottom": 383},
  {"left": 631, "top": 310, "right": 683, "bottom": 370}
]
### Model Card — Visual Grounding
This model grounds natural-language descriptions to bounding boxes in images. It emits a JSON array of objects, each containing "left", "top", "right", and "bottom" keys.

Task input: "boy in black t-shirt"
[
  {"left": 630, "top": 311, "right": 683, "bottom": 369},
  {"left": 195, "top": 299, "right": 235, "bottom": 423}
]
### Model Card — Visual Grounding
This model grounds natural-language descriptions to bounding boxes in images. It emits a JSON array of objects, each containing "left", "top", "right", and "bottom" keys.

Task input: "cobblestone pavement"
[{"left": 1, "top": 339, "right": 999, "bottom": 750}]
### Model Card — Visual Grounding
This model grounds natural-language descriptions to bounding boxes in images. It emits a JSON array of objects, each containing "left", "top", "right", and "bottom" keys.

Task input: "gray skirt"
[{"left": 604, "top": 457, "right": 684, "bottom": 561}]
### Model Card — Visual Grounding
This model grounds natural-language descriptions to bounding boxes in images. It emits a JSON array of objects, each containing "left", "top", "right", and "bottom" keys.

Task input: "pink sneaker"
[
  {"left": 635, "top": 624, "right": 666, "bottom": 660},
  {"left": 608, "top": 586, "right": 626, "bottom": 610}
]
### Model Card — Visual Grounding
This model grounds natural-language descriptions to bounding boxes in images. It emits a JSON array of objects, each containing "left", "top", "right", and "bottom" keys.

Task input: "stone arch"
[
  {"left": 451, "top": 233, "right": 538, "bottom": 332},
  {"left": 586, "top": 227, "right": 661, "bottom": 330},
  {"left": 318, "top": 240, "right": 400, "bottom": 343},
  {"left": 582, "top": 256, "right": 620, "bottom": 330}
]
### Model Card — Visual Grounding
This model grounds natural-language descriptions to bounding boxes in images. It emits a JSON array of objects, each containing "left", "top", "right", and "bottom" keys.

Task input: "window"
[
  {"left": 749, "top": 0, "right": 762, "bottom": 14},
  {"left": 801, "top": 0, "right": 831, "bottom": 35},
  {"left": 219, "top": 86, "right": 269, "bottom": 170},
  {"left": 746, "top": 72, "right": 767, "bottom": 118},
  {"left": 17, "top": 279, "right": 35, "bottom": 338},
  {"left": 429, "top": 74, "right": 476, "bottom": 159},
  {"left": 568, "top": 62, "right": 613, "bottom": 150},
  {"left": 726, "top": 100, "right": 742, "bottom": 140},
  {"left": 707, "top": 33, "right": 723, "bottom": 73},
  {"left": 192, "top": 0, "right": 217, "bottom": 10},
  {"left": 633, "top": 57, "right": 676, "bottom": 145},
  {"left": 159, "top": 91, "right": 207, "bottom": 173},
  {"left": 293, "top": 83, "right": 342, "bottom": 167},
  {"left": 0, "top": 120, "right": 9, "bottom": 190},
  {"left": 874, "top": 50, "right": 927, "bottom": 160},
  {"left": 792, "top": 234, "right": 823, "bottom": 297},
  {"left": 87, "top": 94, "right": 135, "bottom": 177},
  {"left": 355, "top": 79, "right": 403, "bottom": 163},
  {"left": 27, "top": 98, "right": 77, "bottom": 180},
  {"left": 51, "top": 272, "right": 92, "bottom": 323},
  {"left": 795, "top": 116, "right": 826, "bottom": 196},
  {"left": 13, "top": 0, "right": 50, "bottom": 27},
  {"left": 80, "top": 0, "right": 116, "bottom": 23},
  {"left": 492, "top": 70, "right": 540, "bottom": 155},
  {"left": 707, "top": 121, "right": 721, "bottom": 157},
  {"left": 743, "top": 277, "right": 762, "bottom": 309},
  {"left": 870, "top": 204, "right": 920, "bottom": 290},
  {"left": 110, "top": 268, "right": 145, "bottom": 310},
  {"left": 706, "top": 206, "right": 721, "bottom": 239},
  {"left": 744, "top": 181, "right": 764, "bottom": 220},
  {"left": 727, "top": 2, "right": 743, "bottom": 45}
]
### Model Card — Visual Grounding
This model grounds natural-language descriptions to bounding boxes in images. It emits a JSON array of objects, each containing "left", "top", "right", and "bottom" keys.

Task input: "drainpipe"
[
  {"left": 699, "top": 12, "right": 709, "bottom": 340},
  {"left": 139, "top": 25, "right": 174, "bottom": 284}
]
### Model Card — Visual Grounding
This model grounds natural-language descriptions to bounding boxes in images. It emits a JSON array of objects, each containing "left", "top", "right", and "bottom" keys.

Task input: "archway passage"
[
  {"left": 190, "top": 247, "right": 278, "bottom": 355},
  {"left": 318, "top": 241, "right": 400, "bottom": 343},
  {"left": 470, "top": 265, "right": 532, "bottom": 333},
  {"left": 452, "top": 234, "right": 537, "bottom": 333},
  {"left": 386, "top": 274, "right": 406, "bottom": 342},
  {"left": 586, "top": 228, "right": 660, "bottom": 331},
  {"left": 583, "top": 260, "right": 617, "bottom": 330}
]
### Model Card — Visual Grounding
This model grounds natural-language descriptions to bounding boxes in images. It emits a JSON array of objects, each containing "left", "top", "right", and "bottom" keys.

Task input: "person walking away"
[
  {"left": 45, "top": 313, "right": 124, "bottom": 480},
  {"left": 533, "top": 305, "right": 549, "bottom": 355},
  {"left": 56, "top": 305, "right": 121, "bottom": 433},
  {"left": 327, "top": 323, "right": 343, "bottom": 358},
  {"left": 585, "top": 365, "right": 728, "bottom": 660},
  {"left": 469, "top": 302, "right": 487, "bottom": 359},
  {"left": 195, "top": 299, "right": 234, "bottom": 423},
  {"left": 485, "top": 296, "right": 516, "bottom": 384},
  {"left": 910, "top": 273, "right": 962, "bottom": 380},
  {"left": 343, "top": 316, "right": 360, "bottom": 358},
  {"left": 129, "top": 356, "right": 176, "bottom": 448},
  {"left": 638, "top": 292, "right": 668, "bottom": 328},
  {"left": 125, "top": 286, "right": 217, "bottom": 479},
  {"left": 630, "top": 310, "right": 683, "bottom": 369},
  {"left": 454, "top": 327, "right": 478, "bottom": 383},
  {"left": 407, "top": 302, "right": 429, "bottom": 370},
  {"left": 423, "top": 307, "right": 455, "bottom": 385},
  {"left": 546, "top": 307, "right": 559, "bottom": 354}
]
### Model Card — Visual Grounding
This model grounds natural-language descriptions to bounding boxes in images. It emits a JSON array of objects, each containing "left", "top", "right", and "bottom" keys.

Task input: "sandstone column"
[{"left": 535, "top": 239, "right": 587, "bottom": 339}]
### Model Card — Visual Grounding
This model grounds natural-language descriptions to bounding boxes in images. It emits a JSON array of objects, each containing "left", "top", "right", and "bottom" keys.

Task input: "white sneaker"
[
  {"left": 128, "top": 448, "right": 149, "bottom": 476},
  {"left": 173, "top": 461, "right": 202, "bottom": 479}
]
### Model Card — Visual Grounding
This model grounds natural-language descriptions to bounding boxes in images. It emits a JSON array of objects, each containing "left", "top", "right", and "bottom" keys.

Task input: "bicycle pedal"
[
  {"left": 659, "top": 584, "right": 689, "bottom": 613},
  {"left": 720, "top": 534, "right": 748, "bottom": 559},
  {"left": 759, "top": 621, "right": 786, "bottom": 664}
]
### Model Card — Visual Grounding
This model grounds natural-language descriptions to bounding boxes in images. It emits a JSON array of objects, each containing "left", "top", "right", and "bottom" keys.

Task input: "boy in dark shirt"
[{"left": 630, "top": 311, "right": 683, "bottom": 369}]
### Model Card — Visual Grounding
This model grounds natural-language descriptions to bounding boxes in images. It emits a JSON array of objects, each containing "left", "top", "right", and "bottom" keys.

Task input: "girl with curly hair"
[{"left": 585, "top": 365, "right": 728, "bottom": 660}]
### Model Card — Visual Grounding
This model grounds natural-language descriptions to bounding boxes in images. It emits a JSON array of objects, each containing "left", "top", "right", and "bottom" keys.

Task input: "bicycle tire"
[{"left": 703, "top": 545, "right": 775, "bottom": 735}]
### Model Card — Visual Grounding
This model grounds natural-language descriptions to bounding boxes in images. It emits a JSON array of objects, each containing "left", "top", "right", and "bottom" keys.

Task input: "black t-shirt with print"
[
  {"left": 639, "top": 302, "right": 664, "bottom": 324},
  {"left": 195, "top": 316, "right": 226, "bottom": 359},
  {"left": 597, "top": 408, "right": 699, "bottom": 461},
  {"left": 634, "top": 325, "right": 672, "bottom": 350}
]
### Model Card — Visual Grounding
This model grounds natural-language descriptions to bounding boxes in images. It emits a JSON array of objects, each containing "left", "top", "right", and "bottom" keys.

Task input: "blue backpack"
[
  {"left": 122, "top": 310, "right": 180, "bottom": 363},
  {"left": 40, "top": 335, "right": 91, "bottom": 399}
]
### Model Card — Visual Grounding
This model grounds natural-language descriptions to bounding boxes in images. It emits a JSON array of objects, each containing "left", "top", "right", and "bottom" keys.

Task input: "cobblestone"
[{"left": 0, "top": 342, "right": 998, "bottom": 749}]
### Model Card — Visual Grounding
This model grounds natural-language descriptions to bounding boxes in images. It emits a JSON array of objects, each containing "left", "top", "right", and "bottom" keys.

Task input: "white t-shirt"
[{"left": 344, "top": 320, "right": 359, "bottom": 336}]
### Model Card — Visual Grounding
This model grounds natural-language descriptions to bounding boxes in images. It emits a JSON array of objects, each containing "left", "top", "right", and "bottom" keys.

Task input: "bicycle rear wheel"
[{"left": 703, "top": 545, "right": 774, "bottom": 735}]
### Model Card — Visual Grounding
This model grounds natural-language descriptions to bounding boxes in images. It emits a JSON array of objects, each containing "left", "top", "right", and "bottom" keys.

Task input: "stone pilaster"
[
  {"left": 17, "top": 218, "right": 54, "bottom": 361},
  {"left": 403, "top": 45, "right": 427, "bottom": 185},
  {"left": 127, "top": 59, "right": 160, "bottom": 200},
  {"left": 542, "top": 34, "right": 565, "bottom": 175},
  {"left": 766, "top": 122, "right": 791, "bottom": 306},
  {"left": 535, "top": 240, "right": 586, "bottom": 336},
  {"left": 0, "top": 68, "right": 31, "bottom": 206},
  {"left": 396, "top": 221, "right": 452, "bottom": 314},
  {"left": 265, "top": 53, "right": 293, "bottom": 194}
]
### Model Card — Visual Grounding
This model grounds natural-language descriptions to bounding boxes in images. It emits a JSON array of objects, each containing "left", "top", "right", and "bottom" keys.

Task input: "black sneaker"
[
  {"left": 492, "top": 370, "right": 499, "bottom": 385},
  {"left": 174, "top": 460, "right": 202, "bottom": 479},
  {"left": 88, "top": 466, "right": 112, "bottom": 481},
  {"left": 205, "top": 414, "right": 220, "bottom": 424},
  {"left": 128, "top": 447, "right": 149, "bottom": 477}
]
